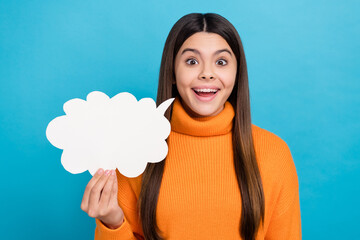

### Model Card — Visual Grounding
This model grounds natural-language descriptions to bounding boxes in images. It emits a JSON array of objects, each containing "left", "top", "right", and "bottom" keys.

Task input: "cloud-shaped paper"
[{"left": 46, "top": 91, "right": 174, "bottom": 178}]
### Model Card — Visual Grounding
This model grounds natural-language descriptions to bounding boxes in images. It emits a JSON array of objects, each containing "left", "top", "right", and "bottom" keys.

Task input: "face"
[{"left": 174, "top": 32, "right": 237, "bottom": 118}]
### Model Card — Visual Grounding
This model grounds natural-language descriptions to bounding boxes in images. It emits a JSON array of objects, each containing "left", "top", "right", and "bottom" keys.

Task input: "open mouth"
[{"left": 192, "top": 88, "right": 219, "bottom": 97}]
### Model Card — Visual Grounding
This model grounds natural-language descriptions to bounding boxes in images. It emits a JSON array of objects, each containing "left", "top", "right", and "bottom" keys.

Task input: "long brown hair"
[{"left": 138, "top": 13, "right": 265, "bottom": 240}]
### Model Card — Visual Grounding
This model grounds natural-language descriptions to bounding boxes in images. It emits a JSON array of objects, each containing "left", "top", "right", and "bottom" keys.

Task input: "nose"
[
  {"left": 199, "top": 63, "right": 215, "bottom": 80},
  {"left": 200, "top": 75, "right": 214, "bottom": 80}
]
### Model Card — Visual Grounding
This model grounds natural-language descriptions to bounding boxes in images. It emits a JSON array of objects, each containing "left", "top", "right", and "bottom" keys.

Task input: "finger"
[
  {"left": 87, "top": 170, "right": 112, "bottom": 216},
  {"left": 109, "top": 170, "right": 119, "bottom": 206},
  {"left": 98, "top": 170, "right": 115, "bottom": 212},
  {"left": 81, "top": 168, "right": 104, "bottom": 211}
]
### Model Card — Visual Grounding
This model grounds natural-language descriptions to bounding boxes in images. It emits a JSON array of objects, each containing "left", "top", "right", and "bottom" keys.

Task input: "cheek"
[
  {"left": 218, "top": 70, "right": 237, "bottom": 88},
  {"left": 175, "top": 66, "right": 196, "bottom": 88}
]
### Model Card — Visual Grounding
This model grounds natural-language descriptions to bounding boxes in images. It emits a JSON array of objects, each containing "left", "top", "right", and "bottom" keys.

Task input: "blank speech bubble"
[{"left": 46, "top": 91, "right": 174, "bottom": 178}]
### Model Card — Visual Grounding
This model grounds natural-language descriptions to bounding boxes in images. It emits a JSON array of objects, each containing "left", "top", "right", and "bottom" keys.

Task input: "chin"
[{"left": 191, "top": 106, "right": 220, "bottom": 117}]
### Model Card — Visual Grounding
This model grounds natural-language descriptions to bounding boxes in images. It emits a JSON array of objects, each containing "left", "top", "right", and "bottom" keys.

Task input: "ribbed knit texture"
[{"left": 94, "top": 96, "right": 301, "bottom": 240}]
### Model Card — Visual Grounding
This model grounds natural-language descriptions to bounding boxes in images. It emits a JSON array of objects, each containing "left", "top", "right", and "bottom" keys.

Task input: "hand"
[{"left": 81, "top": 168, "right": 124, "bottom": 229}]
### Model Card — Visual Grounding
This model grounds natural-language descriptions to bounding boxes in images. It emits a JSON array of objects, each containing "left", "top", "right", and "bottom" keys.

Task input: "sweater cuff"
[{"left": 95, "top": 216, "right": 135, "bottom": 240}]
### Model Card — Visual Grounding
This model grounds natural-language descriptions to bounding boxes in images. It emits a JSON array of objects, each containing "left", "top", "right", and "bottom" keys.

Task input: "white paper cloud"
[{"left": 46, "top": 91, "right": 174, "bottom": 178}]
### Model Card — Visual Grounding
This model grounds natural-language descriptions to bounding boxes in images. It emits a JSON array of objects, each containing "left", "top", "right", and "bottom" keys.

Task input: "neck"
[{"left": 170, "top": 96, "right": 235, "bottom": 137}]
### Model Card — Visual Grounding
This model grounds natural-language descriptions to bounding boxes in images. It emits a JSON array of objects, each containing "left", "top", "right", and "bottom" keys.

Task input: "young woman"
[{"left": 81, "top": 13, "right": 302, "bottom": 240}]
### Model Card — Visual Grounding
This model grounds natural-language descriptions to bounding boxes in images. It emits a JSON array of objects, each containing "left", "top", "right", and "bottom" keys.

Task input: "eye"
[
  {"left": 216, "top": 59, "right": 228, "bottom": 66},
  {"left": 185, "top": 58, "right": 198, "bottom": 65}
]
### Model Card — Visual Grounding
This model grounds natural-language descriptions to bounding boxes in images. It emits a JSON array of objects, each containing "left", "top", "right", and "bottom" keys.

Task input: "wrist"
[
  {"left": 110, "top": 217, "right": 125, "bottom": 229},
  {"left": 103, "top": 216, "right": 124, "bottom": 229}
]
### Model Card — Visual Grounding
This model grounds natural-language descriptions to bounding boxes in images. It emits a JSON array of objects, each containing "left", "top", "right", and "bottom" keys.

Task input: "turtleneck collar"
[{"left": 170, "top": 96, "right": 235, "bottom": 137}]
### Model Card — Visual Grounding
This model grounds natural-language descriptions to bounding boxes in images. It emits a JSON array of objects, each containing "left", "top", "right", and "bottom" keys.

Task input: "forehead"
[{"left": 179, "top": 32, "right": 232, "bottom": 53}]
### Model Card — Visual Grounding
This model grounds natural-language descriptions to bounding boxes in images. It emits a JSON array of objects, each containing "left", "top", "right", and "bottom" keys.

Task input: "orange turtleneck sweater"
[{"left": 94, "top": 97, "right": 302, "bottom": 239}]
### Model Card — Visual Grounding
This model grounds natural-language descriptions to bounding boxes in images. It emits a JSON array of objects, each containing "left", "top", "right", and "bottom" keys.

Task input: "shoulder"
[
  {"left": 251, "top": 125, "right": 301, "bottom": 222},
  {"left": 250, "top": 124, "right": 298, "bottom": 186},
  {"left": 251, "top": 123, "right": 288, "bottom": 150},
  {"left": 251, "top": 123, "right": 291, "bottom": 160}
]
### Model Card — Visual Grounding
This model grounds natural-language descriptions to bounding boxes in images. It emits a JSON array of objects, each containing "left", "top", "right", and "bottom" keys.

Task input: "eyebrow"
[{"left": 181, "top": 48, "right": 232, "bottom": 57}]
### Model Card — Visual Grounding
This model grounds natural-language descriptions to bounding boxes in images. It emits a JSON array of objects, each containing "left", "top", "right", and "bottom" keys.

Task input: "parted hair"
[{"left": 137, "top": 13, "right": 265, "bottom": 240}]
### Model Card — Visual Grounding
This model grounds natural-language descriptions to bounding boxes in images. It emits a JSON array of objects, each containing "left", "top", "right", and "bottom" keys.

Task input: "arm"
[
  {"left": 265, "top": 143, "right": 302, "bottom": 240},
  {"left": 95, "top": 215, "right": 141, "bottom": 240},
  {"left": 265, "top": 190, "right": 302, "bottom": 239}
]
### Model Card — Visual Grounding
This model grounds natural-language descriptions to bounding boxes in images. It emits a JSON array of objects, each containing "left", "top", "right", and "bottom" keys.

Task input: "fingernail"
[
  {"left": 105, "top": 170, "right": 110, "bottom": 175},
  {"left": 97, "top": 168, "right": 103, "bottom": 175},
  {"left": 111, "top": 170, "right": 116, "bottom": 176}
]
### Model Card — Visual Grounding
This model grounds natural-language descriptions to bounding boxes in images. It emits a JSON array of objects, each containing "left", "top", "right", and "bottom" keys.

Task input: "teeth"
[{"left": 193, "top": 89, "right": 218, "bottom": 93}]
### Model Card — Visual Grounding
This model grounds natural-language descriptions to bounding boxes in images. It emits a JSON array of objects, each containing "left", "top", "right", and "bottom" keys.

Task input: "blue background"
[{"left": 0, "top": 0, "right": 359, "bottom": 239}]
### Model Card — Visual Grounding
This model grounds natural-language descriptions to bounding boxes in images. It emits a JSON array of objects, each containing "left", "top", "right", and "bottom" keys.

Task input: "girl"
[{"left": 81, "top": 13, "right": 301, "bottom": 240}]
